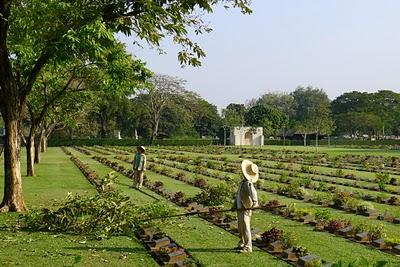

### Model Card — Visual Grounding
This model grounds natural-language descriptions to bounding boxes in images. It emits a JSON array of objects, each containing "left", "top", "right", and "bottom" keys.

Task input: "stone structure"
[{"left": 229, "top": 127, "right": 264, "bottom": 146}]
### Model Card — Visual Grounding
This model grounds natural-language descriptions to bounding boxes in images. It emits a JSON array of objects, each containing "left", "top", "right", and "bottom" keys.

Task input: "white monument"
[{"left": 229, "top": 127, "right": 264, "bottom": 146}]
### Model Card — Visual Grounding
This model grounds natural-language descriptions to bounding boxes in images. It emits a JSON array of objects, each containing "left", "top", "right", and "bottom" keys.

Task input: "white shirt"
[{"left": 235, "top": 180, "right": 258, "bottom": 210}]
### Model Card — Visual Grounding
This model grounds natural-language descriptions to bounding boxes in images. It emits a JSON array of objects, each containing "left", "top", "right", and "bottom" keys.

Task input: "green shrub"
[
  {"left": 368, "top": 223, "right": 387, "bottom": 240},
  {"left": 190, "top": 183, "right": 233, "bottom": 206},
  {"left": 356, "top": 202, "right": 374, "bottom": 214},
  {"left": 49, "top": 138, "right": 217, "bottom": 147},
  {"left": 331, "top": 257, "right": 388, "bottom": 267},
  {"left": 332, "top": 191, "right": 352, "bottom": 207},
  {"left": 277, "top": 181, "right": 305, "bottom": 198},
  {"left": 318, "top": 181, "right": 329, "bottom": 192},
  {"left": 315, "top": 209, "right": 332, "bottom": 223},
  {"left": 375, "top": 173, "right": 390, "bottom": 191}
]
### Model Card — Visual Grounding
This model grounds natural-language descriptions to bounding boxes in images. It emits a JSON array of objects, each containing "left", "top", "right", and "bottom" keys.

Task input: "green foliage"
[
  {"left": 336, "top": 169, "right": 345, "bottom": 177},
  {"left": 331, "top": 257, "right": 388, "bottom": 267},
  {"left": 20, "top": 191, "right": 175, "bottom": 237},
  {"left": 332, "top": 90, "right": 400, "bottom": 137},
  {"left": 292, "top": 246, "right": 308, "bottom": 257},
  {"left": 332, "top": 191, "right": 352, "bottom": 207},
  {"left": 299, "top": 176, "right": 312, "bottom": 187},
  {"left": 317, "top": 181, "right": 329, "bottom": 192},
  {"left": 190, "top": 183, "right": 233, "bottom": 206},
  {"left": 368, "top": 223, "right": 387, "bottom": 240},
  {"left": 375, "top": 173, "right": 390, "bottom": 191},
  {"left": 384, "top": 237, "right": 400, "bottom": 247},
  {"left": 282, "top": 231, "right": 298, "bottom": 248},
  {"left": 277, "top": 181, "right": 305, "bottom": 198},
  {"left": 356, "top": 202, "right": 375, "bottom": 214},
  {"left": 314, "top": 209, "right": 332, "bottom": 223},
  {"left": 245, "top": 104, "right": 288, "bottom": 136},
  {"left": 49, "top": 138, "right": 217, "bottom": 147}
]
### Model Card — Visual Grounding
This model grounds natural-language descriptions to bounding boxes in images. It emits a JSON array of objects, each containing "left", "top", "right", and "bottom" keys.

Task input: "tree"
[
  {"left": 137, "top": 74, "right": 186, "bottom": 142},
  {"left": 308, "top": 103, "right": 335, "bottom": 148},
  {"left": 192, "top": 99, "right": 221, "bottom": 138},
  {"left": 251, "top": 92, "right": 295, "bottom": 144},
  {"left": 291, "top": 86, "right": 331, "bottom": 146},
  {"left": 226, "top": 103, "right": 246, "bottom": 127},
  {"left": 221, "top": 103, "right": 247, "bottom": 145},
  {"left": 332, "top": 90, "right": 400, "bottom": 138},
  {"left": 0, "top": 0, "right": 252, "bottom": 211},
  {"left": 245, "top": 105, "right": 287, "bottom": 137}
]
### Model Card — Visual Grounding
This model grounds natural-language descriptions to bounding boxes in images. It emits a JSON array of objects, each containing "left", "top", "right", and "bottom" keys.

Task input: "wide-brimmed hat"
[
  {"left": 139, "top": 146, "right": 146, "bottom": 152},
  {"left": 241, "top": 160, "right": 259, "bottom": 183}
]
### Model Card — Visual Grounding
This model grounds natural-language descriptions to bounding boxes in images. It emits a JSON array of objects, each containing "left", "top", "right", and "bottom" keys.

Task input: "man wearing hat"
[
  {"left": 133, "top": 146, "right": 147, "bottom": 188},
  {"left": 234, "top": 160, "right": 259, "bottom": 253}
]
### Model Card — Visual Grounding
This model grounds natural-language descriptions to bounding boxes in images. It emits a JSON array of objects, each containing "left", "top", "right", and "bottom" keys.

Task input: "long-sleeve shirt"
[{"left": 235, "top": 180, "right": 258, "bottom": 210}]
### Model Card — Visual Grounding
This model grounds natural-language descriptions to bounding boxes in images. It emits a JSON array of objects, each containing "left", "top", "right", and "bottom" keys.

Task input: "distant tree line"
[
  {"left": 51, "top": 74, "right": 221, "bottom": 142},
  {"left": 223, "top": 88, "right": 400, "bottom": 145},
  {"left": 50, "top": 80, "right": 400, "bottom": 146}
]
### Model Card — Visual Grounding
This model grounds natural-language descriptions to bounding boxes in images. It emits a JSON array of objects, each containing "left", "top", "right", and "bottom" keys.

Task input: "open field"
[{"left": 1, "top": 145, "right": 400, "bottom": 266}]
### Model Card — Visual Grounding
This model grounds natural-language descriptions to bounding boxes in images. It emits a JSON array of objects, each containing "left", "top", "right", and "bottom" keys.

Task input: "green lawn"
[
  {"left": 1, "top": 146, "right": 400, "bottom": 266},
  {"left": 76, "top": 151, "right": 290, "bottom": 266},
  {"left": 0, "top": 148, "right": 158, "bottom": 267}
]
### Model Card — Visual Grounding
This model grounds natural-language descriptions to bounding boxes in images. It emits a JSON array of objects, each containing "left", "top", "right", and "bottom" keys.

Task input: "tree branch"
[
  {"left": 37, "top": 75, "right": 75, "bottom": 124},
  {"left": 20, "top": 49, "right": 52, "bottom": 100},
  {"left": 0, "top": 0, "right": 13, "bottom": 95}
]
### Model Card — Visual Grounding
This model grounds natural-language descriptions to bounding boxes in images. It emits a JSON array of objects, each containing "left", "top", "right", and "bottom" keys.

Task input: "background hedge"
[{"left": 48, "top": 138, "right": 218, "bottom": 147}]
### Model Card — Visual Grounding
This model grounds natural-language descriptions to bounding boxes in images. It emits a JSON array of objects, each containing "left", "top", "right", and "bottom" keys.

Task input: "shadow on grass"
[
  {"left": 185, "top": 247, "right": 243, "bottom": 253},
  {"left": 65, "top": 246, "right": 148, "bottom": 254}
]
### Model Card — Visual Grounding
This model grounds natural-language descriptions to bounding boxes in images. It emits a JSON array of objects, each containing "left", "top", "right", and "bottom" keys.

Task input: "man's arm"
[
  {"left": 249, "top": 182, "right": 258, "bottom": 208},
  {"left": 141, "top": 154, "right": 147, "bottom": 170}
]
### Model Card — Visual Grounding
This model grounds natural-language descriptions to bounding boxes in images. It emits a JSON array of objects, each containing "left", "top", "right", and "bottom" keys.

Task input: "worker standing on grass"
[
  {"left": 233, "top": 160, "right": 259, "bottom": 253},
  {"left": 132, "top": 146, "right": 147, "bottom": 188}
]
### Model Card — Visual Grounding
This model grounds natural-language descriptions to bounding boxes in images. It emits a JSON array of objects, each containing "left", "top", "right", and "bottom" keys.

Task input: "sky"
[{"left": 118, "top": 0, "right": 400, "bottom": 110}]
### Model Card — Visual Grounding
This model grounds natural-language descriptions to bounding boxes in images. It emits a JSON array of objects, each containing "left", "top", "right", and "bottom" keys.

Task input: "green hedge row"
[
  {"left": 48, "top": 138, "right": 218, "bottom": 147},
  {"left": 265, "top": 138, "right": 400, "bottom": 147}
]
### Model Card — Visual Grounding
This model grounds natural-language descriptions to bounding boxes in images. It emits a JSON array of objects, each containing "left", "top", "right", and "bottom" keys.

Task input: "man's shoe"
[{"left": 238, "top": 248, "right": 252, "bottom": 253}]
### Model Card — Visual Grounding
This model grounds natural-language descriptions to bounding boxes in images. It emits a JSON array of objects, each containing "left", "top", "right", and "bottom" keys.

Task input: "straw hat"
[
  {"left": 241, "top": 160, "right": 259, "bottom": 183},
  {"left": 139, "top": 146, "right": 146, "bottom": 152}
]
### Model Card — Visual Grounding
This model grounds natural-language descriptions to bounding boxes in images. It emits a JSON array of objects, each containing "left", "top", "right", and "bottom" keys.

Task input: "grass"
[
  {"left": 1, "top": 145, "right": 400, "bottom": 266},
  {"left": 0, "top": 148, "right": 158, "bottom": 267},
  {"left": 149, "top": 155, "right": 400, "bottom": 228},
  {"left": 66, "top": 149, "right": 291, "bottom": 266},
  {"left": 138, "top": 147, "right": 400, "bottom": 265}
]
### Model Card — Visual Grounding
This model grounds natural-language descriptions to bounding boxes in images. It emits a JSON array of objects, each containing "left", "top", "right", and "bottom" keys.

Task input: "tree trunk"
[
  {"left": 41, "top": 134, "right": 48, "bottom": 153},
  {"left": 283, "top": 131, "right": 286, "bottom": 146},
  {"left": 223, "top": 127, "right": 227, "bottom": 146},
  {"left": 151, "top": 117, "right": 159, "bottom": 144},
  {"left": 34, "top": 131, "right": 42, "bottom": 163},
  {"left": 315, "top": 132, "right": 318, "bottom": 148},
  {"left": 0, "top": 105, "right": 27, "bottom": 212},
  {"left": 303, "top": 133, "right": 307, "bottom": 146},
  {"left": 26, "top": 133, "right": 35, "bottom": 176}
]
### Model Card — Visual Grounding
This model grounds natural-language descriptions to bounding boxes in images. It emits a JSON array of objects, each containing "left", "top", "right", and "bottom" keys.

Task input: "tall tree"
[
  {"left": 332, "top": 90, "right": 400, "bottom": 138},
  {"left": 221, "top": 108, "right": 242, "bottom": 145},
  {"left": 0, "top": 0, "right": 252, "bottom": 211},
  {"left": 137, "top": 74, "right": 186, "bottom": 142},
  {"left": 251, "top": 92, "right": 295, "bottom": 144},
  {"left": 291, "top": 86, "right": 331, "bottom": 146},
  {"left": 245, "top": 104, "right": 287, "bottom": 137},
  {"left": 192, "top": 99, "right": 221, "bottom": 138},
  {"left": 308, "top": 103, "right": 335, "bottom": 147},
  {"left": 226, "top": 103, "right": 246, "bottom": 127}
]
